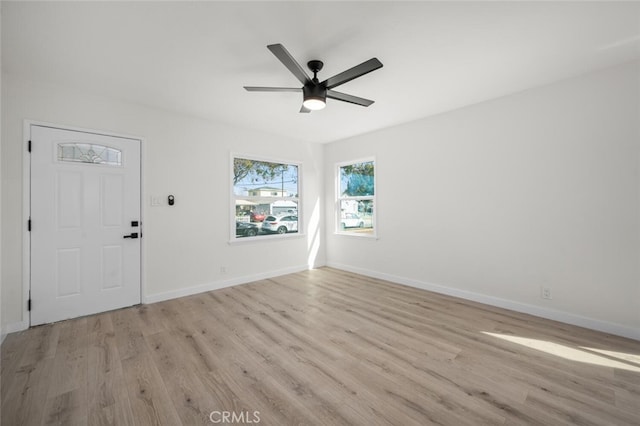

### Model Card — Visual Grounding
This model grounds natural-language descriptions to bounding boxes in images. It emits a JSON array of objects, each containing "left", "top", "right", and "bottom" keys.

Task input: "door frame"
[{"left": 23, "top": 120, "right": 145, "bottom": 327}]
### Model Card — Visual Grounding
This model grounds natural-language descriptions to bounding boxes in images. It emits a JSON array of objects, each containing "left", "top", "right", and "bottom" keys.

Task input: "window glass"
[
  {"left": 339, "top": 162, "right": 374, "bottom": 196},
  {"left": 338, "top": 160, "right": 375, "bottom": 236},
  {"left": 233, "top": 157, "right": 300, "bottom": 239}
]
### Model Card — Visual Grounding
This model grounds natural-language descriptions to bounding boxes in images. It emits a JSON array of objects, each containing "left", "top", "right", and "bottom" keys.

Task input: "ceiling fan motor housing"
[{"left": 303, "top": 83, "right": 327, "bottom": 103}]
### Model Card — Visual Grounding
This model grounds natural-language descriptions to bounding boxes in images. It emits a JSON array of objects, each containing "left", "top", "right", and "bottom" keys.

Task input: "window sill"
[
  {"left": 334, "top": 231, "right": 378, "bottom": 240},
  {"left": 229, "top": 232, "right": 305, "bottom": 245}
]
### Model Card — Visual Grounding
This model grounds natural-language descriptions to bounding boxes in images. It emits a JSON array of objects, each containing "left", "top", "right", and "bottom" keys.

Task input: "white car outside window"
[
  {"left": 262, "top": 215, "right": 298, "bottom": 234},
  {"left": 341, "top": 213, "right": 364, "bottom": 229}
]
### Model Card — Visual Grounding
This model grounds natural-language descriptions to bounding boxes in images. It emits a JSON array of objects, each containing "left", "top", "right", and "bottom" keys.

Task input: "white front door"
[{"left": 30, "top": 125, "right": 141, "bottom": 325}]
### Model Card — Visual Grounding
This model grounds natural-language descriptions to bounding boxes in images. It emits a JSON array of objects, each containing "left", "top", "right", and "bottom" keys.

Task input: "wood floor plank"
[
  {"left": 119, "top": 348, "right": 183, "bottom": 425},
  {"left": 1, "top": 356, "right": 55, "bottom": 425},
  {"left": 2, "top": 267, "right": 639, "bottom": 425},
  {"left": 41, "top": 318, "right": 88, "bottom": 425},
  {"left": 111, "top": 306, "right": 149, "bottom": 361},
  {"left": 1, "top": 325, "right": 56, "bottom": 410},
  {"left": 1, "top": 331, "right": 32, "bottom": 392},
  {"left": 86, "top": 313, "right": 136, "bottom": 426},
  {"left": 145, "top": 330, "right": 221, "bottom": 425},
  {"left": 18, "top": 323, "right": 60, "bottom": 367}
]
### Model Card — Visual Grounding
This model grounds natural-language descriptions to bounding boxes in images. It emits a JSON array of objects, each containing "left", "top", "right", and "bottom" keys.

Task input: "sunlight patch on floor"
[
  {"left": 579, "top": 347, "right": 640, "bottom": 366},
  {"left": 482, "top": 332, "right": 640, "bottom": 373}
]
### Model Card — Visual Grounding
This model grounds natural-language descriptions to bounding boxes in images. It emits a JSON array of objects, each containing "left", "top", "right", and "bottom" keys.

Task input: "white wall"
[
  {"left": 325, "top": 60, "right": 640, "bottom": 340},
  {"left": 1, "top": 74, "right": 325, "bottom": 332},
  {"left": 0, "top": 6, "right": 3, "bottom": 343}
]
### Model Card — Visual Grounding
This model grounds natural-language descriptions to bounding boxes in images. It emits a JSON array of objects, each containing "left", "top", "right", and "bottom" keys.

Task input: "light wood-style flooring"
[{"left": 2, "top": 267, "right": 640, "bottom": 425}]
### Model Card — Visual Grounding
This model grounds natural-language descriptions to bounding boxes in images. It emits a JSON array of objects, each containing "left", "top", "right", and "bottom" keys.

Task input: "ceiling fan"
[{"left": 244, "top": 43, "right": 383, "bottom": 113}]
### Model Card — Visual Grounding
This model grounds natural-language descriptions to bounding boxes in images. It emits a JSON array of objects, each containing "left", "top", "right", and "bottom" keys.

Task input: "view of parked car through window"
[
  {"left": 340, "top": 212, "right": 364, "bottom": 229},
  {"left": 232, "top": 156, "right": 300, "bottom": 239},
  {"left": 261, "top": 215, "right": 298, "bottom": 234}
]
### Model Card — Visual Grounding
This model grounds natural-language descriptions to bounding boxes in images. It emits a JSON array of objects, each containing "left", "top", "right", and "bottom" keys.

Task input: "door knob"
[{"left": 123, "top": 232, "right": 139, "bottom": 239}]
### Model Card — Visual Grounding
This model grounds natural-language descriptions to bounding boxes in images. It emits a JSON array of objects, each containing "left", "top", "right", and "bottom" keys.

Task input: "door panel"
[
  {"left": 57, "top": 171, "right": 83, "bottom": 229},
  {"left": 31, "top": 125, "right": 141, "bottom": 325},
  {"left": 56, "top": 248, "right": 81, "bottom": 296},
  {"left": 101, "top": 174, "right": 124, "bottom": 227},
  {"left": 102, "top": 245, "right": 123, "bottom": 289}
]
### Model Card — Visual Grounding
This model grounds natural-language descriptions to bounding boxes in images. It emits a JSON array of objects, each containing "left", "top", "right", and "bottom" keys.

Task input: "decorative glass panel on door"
[{"left": 57, "top": 143, "right": 122, "bottom": 166}]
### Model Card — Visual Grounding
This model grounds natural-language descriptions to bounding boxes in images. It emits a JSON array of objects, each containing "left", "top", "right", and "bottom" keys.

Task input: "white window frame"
[
  {"left": 230, "top": 153, "right": 302, "bottom": 243},
  {"left": 336, "top": 157, "right": 377, "bottom": 238}
]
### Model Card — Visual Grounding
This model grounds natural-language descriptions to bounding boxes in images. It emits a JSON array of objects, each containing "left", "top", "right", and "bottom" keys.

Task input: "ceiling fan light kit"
[
  {"left": 303, "top": 62, "right": 327, "bottom": 110},
  {"left": 302, "top": 96, "right": 326, "bottom": 111},
  {"left": 244, "top": 44, "right": 383, "bottom": 113}
]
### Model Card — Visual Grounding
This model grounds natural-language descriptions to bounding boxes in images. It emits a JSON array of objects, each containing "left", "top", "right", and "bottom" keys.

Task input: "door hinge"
[
  {"left": 28, "top": 140, "right": 31, "bottom": 152},
  {"left": 28, "top": 218, "right": 31, "bottom": 232},
  {"left": 28, "top": 299, "right": 31, "bottom": 311}
]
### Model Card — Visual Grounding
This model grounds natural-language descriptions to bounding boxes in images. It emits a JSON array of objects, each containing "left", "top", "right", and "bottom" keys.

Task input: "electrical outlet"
[
  {"left": 220, "top": 266, "right": 227, "bottom": 274},
  {"left": 150, "top": 196, "right": 163, "bottom": 206},
  {"left": 541, "top": 287, "right": 552, "bottom": 300}
]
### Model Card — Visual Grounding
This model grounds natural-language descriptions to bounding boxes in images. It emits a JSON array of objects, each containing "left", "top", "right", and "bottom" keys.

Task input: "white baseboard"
[
  {"left": 144, "top": 264, "right": 311, "bottom": 304},
  {"left": 1, "top": 319, "right": 30, "bottom": 343},
  {"left": 327, "top": 262, "right": 640, "bottom": 341}
]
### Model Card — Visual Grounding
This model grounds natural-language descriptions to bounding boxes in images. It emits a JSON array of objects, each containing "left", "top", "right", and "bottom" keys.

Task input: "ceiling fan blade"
[
  {"left": 300, "top": 105, "right": 311, "bottom": 113},
  {"left": 244, "top": 86, "right": 302, "bottom": 92},
  {"left": 267, "top": 44, "right": 311, "bottom": 86},
  {"left": 322, "top": 58, "right": 383, "bottom": 90},
  {"left": 327, "top": 90, "right": 375, "bottom": 107}
]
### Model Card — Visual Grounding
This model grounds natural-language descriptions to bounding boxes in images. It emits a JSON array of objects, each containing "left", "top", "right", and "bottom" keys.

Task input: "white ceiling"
[{"left": 3, "top": 1, "right": 640, "bottom": 144}]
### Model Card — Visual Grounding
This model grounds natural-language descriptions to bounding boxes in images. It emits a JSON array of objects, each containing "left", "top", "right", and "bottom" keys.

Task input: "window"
[
  {"left": 337, "top": 159, "right": 375, "bottom": 236},
  {"left": 232, "top": 156, "right": 300, "bottom": 240},
  {"left": 57, "top": 143, "right": 122, "bottom": 166}
]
